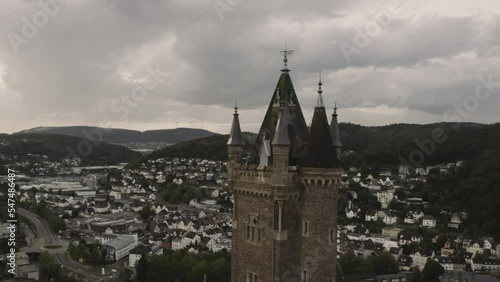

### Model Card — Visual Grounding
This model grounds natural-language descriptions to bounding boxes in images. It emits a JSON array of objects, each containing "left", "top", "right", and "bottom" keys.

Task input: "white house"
[
  {"left": 172, "top": 238, "right": 184, "bottom": 251},
  {"left": 422, "top": 215, "right": 436, "bottom": 228},
  {"left": 128, "top": 245, "right": 152, "bottom": 267},
  {"left": 383, "top": 213, "right": 398, "bottom": 225},
  {"left": 182, "top": 232, "right": 201, "bottom": 247},
  {"left": 404, "top": 215, "right": 417, "bottom": 224},
  {"left": 410, "top": 250, "right": 435, "bottom": 269},
  {"left": 210, "top": 236, "right": 232, "bottom": 252},
  {"left": 448, "top": 212, "right": 462, "bottom": 229},
  {"left": 365, "top": 210, "right": 378, "bottom": 222},
  {"left": 376, "top": 190, "right": 394, "bottom": 208}
]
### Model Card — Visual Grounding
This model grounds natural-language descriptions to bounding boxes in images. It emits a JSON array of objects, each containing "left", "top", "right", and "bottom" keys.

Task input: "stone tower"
[{"left": 228, "top": 54, "right": 342, "bottom": 282}]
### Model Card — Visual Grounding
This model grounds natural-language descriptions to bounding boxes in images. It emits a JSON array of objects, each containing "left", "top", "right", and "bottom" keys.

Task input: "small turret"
[
  {"left": 299, "top": 78, "right": 339, "bottom": 168},
  {"left": 259, "top": 133, "right": 271, "bottom": 166},
  {"left": 227, "top": 101, "right": 243, "bottom": 146},
  {"left": 227, "top": 102, "right": 243, "bottom": 181},
  {"left": 330, "top": 102, "right": 342, "bottom": 160},
  {"left": 298, "top": 77, "right": 342, "bottom": 282},
  {"left": 272, "top": 107, "right": 290, "bottom": 185}
]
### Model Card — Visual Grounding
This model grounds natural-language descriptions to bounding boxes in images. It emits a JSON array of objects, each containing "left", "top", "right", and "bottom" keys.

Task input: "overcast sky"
[{"left": 1, "top": 0, "right": 500, "bottom": 134}]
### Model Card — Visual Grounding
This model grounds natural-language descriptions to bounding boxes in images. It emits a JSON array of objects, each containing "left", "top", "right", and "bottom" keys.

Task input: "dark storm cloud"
[{"left": 1, "top": 0, "right": 500, "bottom": 133}]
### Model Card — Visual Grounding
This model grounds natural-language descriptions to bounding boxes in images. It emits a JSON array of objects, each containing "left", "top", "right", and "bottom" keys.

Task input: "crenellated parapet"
[
  {"left": 230, "top": 163, "right": 302, "bottom": 201},
  {"left": 298, "top": 167, "right": 342, "bottom": 187}
]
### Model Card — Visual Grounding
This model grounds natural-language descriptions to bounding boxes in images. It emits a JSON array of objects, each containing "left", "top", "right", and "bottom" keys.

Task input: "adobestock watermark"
[
  {"left": 339, "top": 0, "right": 404, "bottom": 64},
  {"left": 213, "top": 0, "right": 244, "bottom": 21},
  {"left": 399, "top": 67, "right": 500, "bottom": 169},
  {"left": 7, "top": 0, "right": 66, "bottom": 54},
  {"left": 65, "top": 64, "right": 169, "bottom": 160}
]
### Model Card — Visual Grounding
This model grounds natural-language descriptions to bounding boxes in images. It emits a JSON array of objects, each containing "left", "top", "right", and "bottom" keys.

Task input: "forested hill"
[
  {"left": 0, "top": 133, "right": 142, "bottom": 166},
  {"left": 339, "top": 122, "right": 499, "bottom": 167},
  {"left": 127, "top": 122, "right": 499, "bottom": 168},
  {"left": 126, "top": 132, "right": 256, "bottom": 168},
  {"left": 14, "top": 126, "right": 218, "bottom": 144}
]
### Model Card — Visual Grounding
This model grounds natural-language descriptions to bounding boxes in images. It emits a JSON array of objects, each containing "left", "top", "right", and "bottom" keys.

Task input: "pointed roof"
[
  {"left": 227, "top": 102, "right": 243, "bottom": 146},
  {"left": 330, "top": 102, "right": 342, "bottom": 147},
  {"left": 272, "top": 108, "right": 291, "bottom": 146},
  {"left": 300, "top": 83, "right": 340, "bottom": 168},
  {"left": 247, "top": 66, "right": 309, "bottom": 165}
]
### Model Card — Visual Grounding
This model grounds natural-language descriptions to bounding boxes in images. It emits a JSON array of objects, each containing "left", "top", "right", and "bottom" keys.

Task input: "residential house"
[
  {"left": 435, "top": 256, "right": 466, "bottom": 271},
  {"left": 172, "top": 237, "right": 183, "bottom": 251},
  {"left": 467, "top": 240, "right": 484, "bottom": 256},
  {"left": 422, "top": 215, "right": 436, "bottom": 228},
  {"left": 471, "top": 258, "right": 500, "bottom": 273},
  {"left": 375, "top": 273, "right": 410, "bottom": 282},
  {"left": 182, "top": 232, "right": 201, "bottom": 248},
  {"left": 383, "top": 212, "right": 398, "bottom": 225},
  {"left": 365, "top": 210, "right": 378, "bottom": 222},
  {"left": 441, "top": 241, "right": 455, "bottom": 257},
  {"left": 129, "top": 245, "right": 152, "bottom": 267},
  {"left": 382, "top": 227, "right": 403, "bottom": 240},
  {"left": 410, "top": 249, "right": 435, "bottom": 269},
  {"left": 448, "top": 212, "right": 462, "bottom": 229},
  {"left": 398, "top": 255, "right": 412, "bottom": 271},
  {"left": 376, "top": 190, "right": 394, "bottom": 208}
]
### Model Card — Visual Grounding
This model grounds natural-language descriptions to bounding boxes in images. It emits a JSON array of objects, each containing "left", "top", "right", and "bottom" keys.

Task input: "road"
[
  {"left": 18, "top": 208, "right": 94, "bottom": 282},
  {"left": 17, "top": 208, "right": 69, "bottom": 251}
]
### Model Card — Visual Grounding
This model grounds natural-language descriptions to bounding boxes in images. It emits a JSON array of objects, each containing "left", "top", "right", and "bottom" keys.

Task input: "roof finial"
[
  {"left": 333, "top": 100, "right": 338, "bottom": 116},
  {"left": 318, "top": 67, "right": 323, "bottom": 93},
  {"left": 280, "top": 43, "right": 294, "bottom": 71},
  {"left": 234, "top": 100, "right": 238, "bottom": 114},
  {"left": 316, "top": 69, "right": 324, "bottom": 107}
]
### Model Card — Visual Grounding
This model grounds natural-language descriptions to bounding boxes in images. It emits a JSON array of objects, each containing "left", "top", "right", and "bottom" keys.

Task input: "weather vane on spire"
[
  {"left": 280, "top": 43, "right": 294, "bottom": 70},
  {"left": 318, "top": 67, "right": 323, "bottom": 93}
]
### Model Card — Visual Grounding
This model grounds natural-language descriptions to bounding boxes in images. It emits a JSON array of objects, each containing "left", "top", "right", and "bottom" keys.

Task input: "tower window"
[
  {"left": 302, "top": 220, "right": 309, "bottom": 237},
  {"left": 247, "top": 271, "right": 259, "bottom": 282},
  {"left": 329, "top": 229, "right": 335, "bottom": 244},
  {"left": 246, "top": 225, "right": 262, "bottom": 243},
  {"left": 246, "top": 225, "right": 251, "bottom": 241},
  {"left": 301, "top": 269, "right": 307, "bottom": 282}
]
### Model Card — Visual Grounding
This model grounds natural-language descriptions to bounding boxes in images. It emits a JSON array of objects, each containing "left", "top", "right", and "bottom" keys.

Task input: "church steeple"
[
  {"left": 227, "top": 101, "right": 243, "bottom": 146},
  {"left": 330, "top": 102, "right": 342, "bottom": 160}
]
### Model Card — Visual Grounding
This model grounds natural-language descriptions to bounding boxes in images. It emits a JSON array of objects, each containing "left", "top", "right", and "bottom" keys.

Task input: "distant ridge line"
[{"left": 14, "top": 126, "right": 219, "bottom": 144}]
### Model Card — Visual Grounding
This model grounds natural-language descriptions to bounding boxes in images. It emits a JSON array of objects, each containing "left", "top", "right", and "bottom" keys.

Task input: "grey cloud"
[{"left": 0, "top": 0, "right": 500, "bottom": 133}]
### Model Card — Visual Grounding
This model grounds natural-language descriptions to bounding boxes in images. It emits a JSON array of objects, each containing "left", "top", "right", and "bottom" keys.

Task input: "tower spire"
[
  {"left": 300, "top": 96, "right": 338, "bottom": 168},
  {"left": 316, "top": 69, "right": 324, "bottom": 107},
  {"left": 227, "top": 101, "right": 243, "bottom": 145}
]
